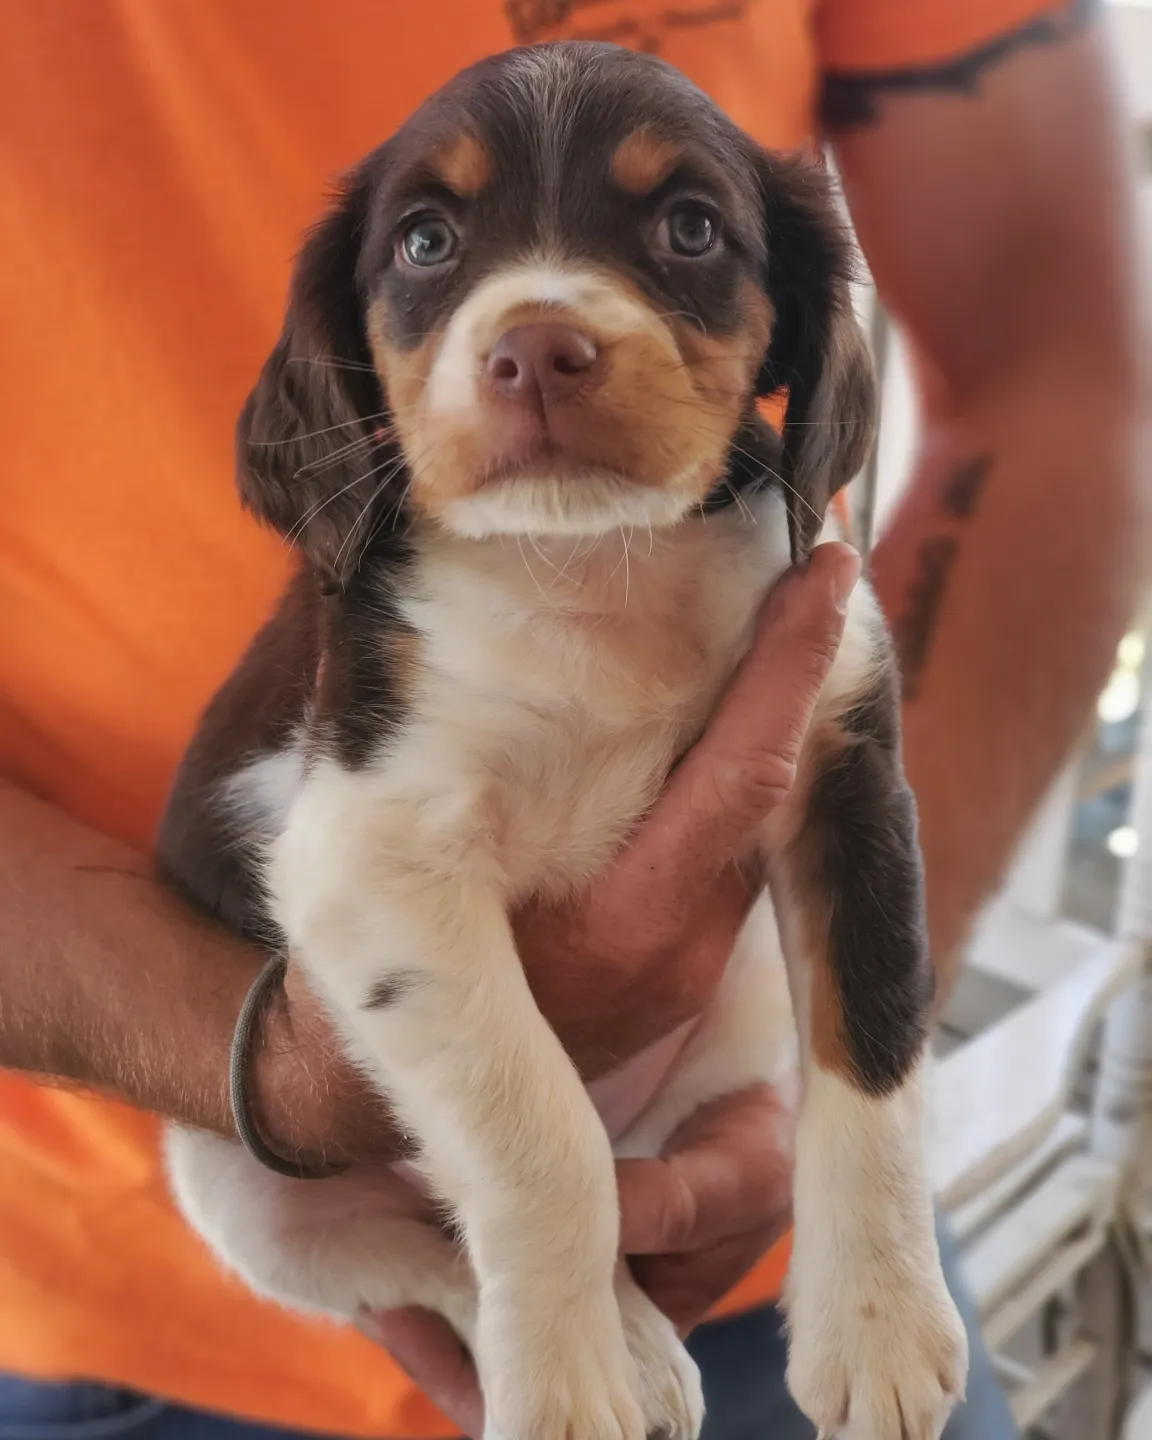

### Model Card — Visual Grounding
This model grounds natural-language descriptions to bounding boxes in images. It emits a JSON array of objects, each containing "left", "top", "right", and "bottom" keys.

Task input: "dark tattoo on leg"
[
  {"left": 820, "top": 0, "right": 1098, "bottom": 133},
  {"left": 893, "top": 452, "right": 996, "bottom": 699},
  {"left": 893, "top": 538, "right": 959, "bottom": 701},
  {"left": 942, "top": 453, "right": 993, "bottom": 520}
]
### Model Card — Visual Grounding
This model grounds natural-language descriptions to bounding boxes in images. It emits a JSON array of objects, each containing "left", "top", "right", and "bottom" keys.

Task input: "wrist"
[{"left": 246, "top": 961, "right": 406, "bottom": 1170}]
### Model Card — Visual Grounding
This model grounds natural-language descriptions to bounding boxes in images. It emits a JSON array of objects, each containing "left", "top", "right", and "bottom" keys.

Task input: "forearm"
[
  {"left": 0, "top": 779, "right": 260, "bottom": 1130},
  {"left": 872, "top": 371, "right": 1148, "bottom": 992},
  {"left": 0, "top": 769, "right": 691, "bottom": 1134},
  {"left": 826, "top": 7, "right": 1148, "bottom": 996},
  {"left": 0, "top": 775, "right": 630, "bottom": 1114}
]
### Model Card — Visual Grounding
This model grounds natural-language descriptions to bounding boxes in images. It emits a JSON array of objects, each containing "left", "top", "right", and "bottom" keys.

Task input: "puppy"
[{"left": 159, "top": 41, "right": 968, "bottom": 1440}]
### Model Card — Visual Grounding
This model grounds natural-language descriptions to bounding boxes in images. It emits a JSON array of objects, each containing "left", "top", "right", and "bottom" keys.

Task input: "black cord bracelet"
[{"left": 228, "top": 952, "right": 338, "bottom": 1182}]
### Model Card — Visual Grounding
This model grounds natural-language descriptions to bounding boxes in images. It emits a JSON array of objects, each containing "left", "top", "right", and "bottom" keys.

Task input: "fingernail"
[{"left": 830, "top": 546, "right": 862, "bottom": 611}]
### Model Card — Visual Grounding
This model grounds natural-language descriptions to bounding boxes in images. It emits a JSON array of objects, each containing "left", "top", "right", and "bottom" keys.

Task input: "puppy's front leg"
[
  {"left": 269, "top": 762, "right": 646, "bottom": 1440},
  {"left": 765, "top": 653, "right": 968, "bottom": 1440}
]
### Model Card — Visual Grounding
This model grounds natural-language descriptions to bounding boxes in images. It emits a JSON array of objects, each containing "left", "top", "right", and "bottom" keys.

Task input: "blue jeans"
[{"left": 0, "top": 1226, "right": 1015, "bottom": 1440}]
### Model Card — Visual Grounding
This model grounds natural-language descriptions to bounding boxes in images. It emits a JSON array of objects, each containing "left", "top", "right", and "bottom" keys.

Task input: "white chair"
[
  {"left": 924, "top": 710, "right": 1152, "bottom": 1435},
  {"left": 933, "top": 915, "right": 1139, "bottom": 1434}
]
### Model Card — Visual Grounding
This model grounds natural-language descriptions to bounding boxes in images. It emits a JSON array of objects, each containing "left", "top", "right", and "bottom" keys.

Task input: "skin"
[
  {"left": 0, "top": 5, "right": 1144, "bottom": 1432},
  {"left": 841, "top": 13, "right": 1148, "bottom": 999}
]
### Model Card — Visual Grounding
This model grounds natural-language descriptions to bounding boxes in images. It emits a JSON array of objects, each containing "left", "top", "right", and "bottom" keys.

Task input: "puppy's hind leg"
[
  {"left": 165, "top": 1127, "right": 477, "bottom": 1343},
  {"left": 764, "top": 655, "right": 968, "bottom": 1440}
]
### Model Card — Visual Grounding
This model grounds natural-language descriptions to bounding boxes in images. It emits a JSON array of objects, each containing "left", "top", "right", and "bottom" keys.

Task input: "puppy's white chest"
[
  {"left": 397, "top": 508, "right": 791, "bottom": 898},
  {"left": 480, "top": 701, "right": 692, "bottom": 897}
]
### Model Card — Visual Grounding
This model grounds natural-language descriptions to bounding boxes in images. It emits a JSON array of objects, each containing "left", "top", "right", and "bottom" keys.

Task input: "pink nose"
[{"left": 486, "top": 323, "right": 599, "bottom": 406}]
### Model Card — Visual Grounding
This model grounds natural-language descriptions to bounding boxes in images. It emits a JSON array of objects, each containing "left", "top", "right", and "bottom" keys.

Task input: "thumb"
[
  {"left": 616, "top": 1083, "right": 794, "bottom": 1256},
  {"left": 624, "top": 542, "right": 860, "bottom": 904}
]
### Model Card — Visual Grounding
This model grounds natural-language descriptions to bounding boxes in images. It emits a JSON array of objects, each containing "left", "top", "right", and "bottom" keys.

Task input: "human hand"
[
  {"left": 252, "top": 542, "right": 856, "bottom": 1169},
  {"left": 359, "top": 1081, "right": 796, "bottom": 1436},
  {"left": 515, "top": 541, "right": 860, "bottom": 1075}
]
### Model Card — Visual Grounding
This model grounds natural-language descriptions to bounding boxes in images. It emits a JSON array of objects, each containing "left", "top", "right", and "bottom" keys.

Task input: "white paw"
[
  {"left": 480, "top": 1295, "right": 647, "bottom": 1440},
  {"left": 617, "top": 1268, "right": 704, "bottom": 1440},
  {"left": 785, "top": 1269, "right": 968, "bottom": 1440}
]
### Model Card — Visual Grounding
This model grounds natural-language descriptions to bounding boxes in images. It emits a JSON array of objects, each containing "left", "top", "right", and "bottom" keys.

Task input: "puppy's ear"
[
  {"left": 237, "top": 166, "right": 396, "bottom": 585},
  {"left": 755, "top": 155, "right": 877, "bottom": 563}
]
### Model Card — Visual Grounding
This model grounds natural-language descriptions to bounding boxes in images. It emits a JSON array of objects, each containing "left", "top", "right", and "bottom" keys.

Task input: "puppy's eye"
[
  {"left": 398, "top": 218, "right": 457, "bottom": 268},
  {"left": 660, "top": 203, "right": 717, "bottom": 258}
]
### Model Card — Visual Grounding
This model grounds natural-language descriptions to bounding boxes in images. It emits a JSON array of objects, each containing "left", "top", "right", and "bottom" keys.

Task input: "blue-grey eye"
[
  {"left": 399, "top": 218, "right": 457, "bottom": 268},
  {"left": 662, "top": 204, "right": 716, "bottom": 257}
]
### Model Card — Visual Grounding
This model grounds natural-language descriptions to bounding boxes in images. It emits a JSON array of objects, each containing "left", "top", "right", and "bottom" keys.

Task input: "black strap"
[{"left": 228, "top": 953, "right": 338, "bottom": 1181}]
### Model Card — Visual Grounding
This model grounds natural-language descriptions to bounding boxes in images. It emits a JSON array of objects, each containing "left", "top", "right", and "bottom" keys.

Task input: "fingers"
[
  {"left": 616, "top": 1083, "right": 796, "bottom": 1332},
  {"left": 622, "top": 543, "right": 860, "bottom": 912},
  {"left": 616, "top": 1083, "right": 794, "bottom": 1257},
  {"left": 512, "top": 542, "right": 858, "bottom": 1076},
  {"left": 357, "top": 1307, "right": 484, "bottom": 1437},
  {"left": 629, "top": 1221, "right": 787, "bottom": 1335}
]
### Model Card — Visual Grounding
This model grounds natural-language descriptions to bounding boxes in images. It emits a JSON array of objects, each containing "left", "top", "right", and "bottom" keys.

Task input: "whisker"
[
  {"left": 524, "top": 534, "right": 575, "bottom": 590},
  {"left": 551, "top": 534, "right": 600, "bottom": 585},
  {"left": 339, "top": 460, "right": 423, "bottom": 574},
  {"left": 757, "top": 467, "right": 822, "bottom": 523},
  {"left": 292, "top": 432, "right": 390, "bottom": 481},
  {"left": 286, "top": 434, "right": 428, "bottom": 557},
  {"left": 727, "top": 483, "right": 758, "bottom": 527},
  {"left": 283, "top": 470, "right": 369, "bottom": 547},
  {"left": 340, "top": 433, "right": 454, "bottom": 573},
  {"left": 251, "top": 410, "right": 393, "bottom": 447},
  {"left": 710, "top": 435, "right": 821, "bottom": 525},
  {"left": 515, "top": 535, "right": 563, "bottom": 613},
  {"left": 652, "top": 307, "right": 705, "bottom": 328},
  {"left": 333, "top": 486, "right": 387, "bottom": 574},
  {"left": 605, "top": 526, "right": 632, "bottom": 604},
  {"left": 287, "top": 355, "right": 381, "bottom": 375}
]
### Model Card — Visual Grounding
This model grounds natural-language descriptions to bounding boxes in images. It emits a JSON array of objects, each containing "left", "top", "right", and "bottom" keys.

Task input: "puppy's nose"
[{"left": 486, "top": 324, "right": 599, "bottom": 405}]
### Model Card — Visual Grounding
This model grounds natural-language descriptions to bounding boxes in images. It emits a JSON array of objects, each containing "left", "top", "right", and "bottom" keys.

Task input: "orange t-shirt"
[{"left": 0, "top": 2, "right": 1055, "bottom": 1435}]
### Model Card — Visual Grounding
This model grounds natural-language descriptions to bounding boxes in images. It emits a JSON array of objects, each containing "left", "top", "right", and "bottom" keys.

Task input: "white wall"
[{"left": 1109, "top": 3, "right": 1152, "bottom": 118}]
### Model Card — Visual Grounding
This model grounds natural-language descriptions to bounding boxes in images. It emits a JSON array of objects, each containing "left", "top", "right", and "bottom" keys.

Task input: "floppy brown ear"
[
  {"left": 756, "top": 155, "right": 877, "bottom": 563},
  {"left": 236, "top": 166, "right": 400, "bottom": 586}
]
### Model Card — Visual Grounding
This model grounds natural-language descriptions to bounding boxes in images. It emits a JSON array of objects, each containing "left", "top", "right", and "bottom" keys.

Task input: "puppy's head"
[{"left": 238, "top": 43, "right": 875, "bottom": 583}]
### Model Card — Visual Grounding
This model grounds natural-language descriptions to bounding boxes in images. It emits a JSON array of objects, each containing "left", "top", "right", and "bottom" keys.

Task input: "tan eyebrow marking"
[
  {"left": 430, "top": 132, "right": 492, "bottom": 197},
  {"left": 610, "top": 127, "right": 682, "bottom": 196}
]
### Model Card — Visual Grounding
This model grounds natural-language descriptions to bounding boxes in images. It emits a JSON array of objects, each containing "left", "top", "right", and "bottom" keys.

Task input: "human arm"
[
  {"left": 0, "top": 543, "right": 857, "bottom": 1166},
  {"left": 827, "top": 1, "right": 1149, "bottom": 994}
]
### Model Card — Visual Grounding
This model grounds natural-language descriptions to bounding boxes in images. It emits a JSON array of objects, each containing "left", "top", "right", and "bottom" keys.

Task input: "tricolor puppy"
[{"left": 160, "top": 41, "right": 968, "bottom": 1440}]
